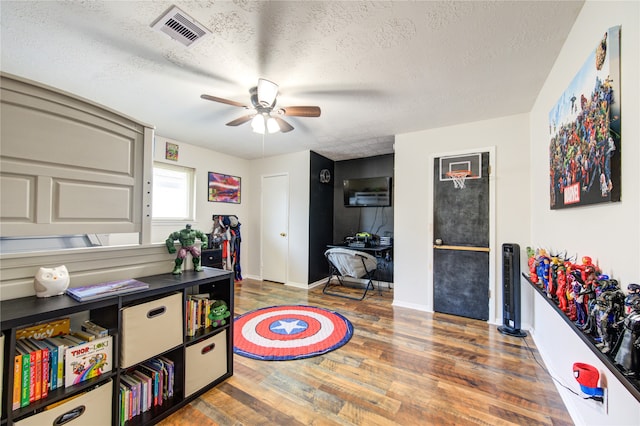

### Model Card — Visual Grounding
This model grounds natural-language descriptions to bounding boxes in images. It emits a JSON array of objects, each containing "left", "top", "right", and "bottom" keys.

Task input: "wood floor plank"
[{"left": 159, "top": 278, "right": 574, "bottom": 425}]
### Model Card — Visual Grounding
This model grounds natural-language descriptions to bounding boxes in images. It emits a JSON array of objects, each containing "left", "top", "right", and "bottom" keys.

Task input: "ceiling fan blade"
[
  {"left": 226, "top": 115, "right": 255, "bottom": 126},
  {"left": 274, "top": 116, "right": 294, "bottom": 133},
  {"left": 278, "top": 106, "right": 321, "bottom": 117},
  {"left": 201, "top": 94, "right": 248, "bottom": 108}
]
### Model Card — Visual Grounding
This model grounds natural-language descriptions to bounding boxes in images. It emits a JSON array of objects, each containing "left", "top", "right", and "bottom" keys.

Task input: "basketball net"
[{"left": 446, "top": 170, "right": 471, "bottom": 189}]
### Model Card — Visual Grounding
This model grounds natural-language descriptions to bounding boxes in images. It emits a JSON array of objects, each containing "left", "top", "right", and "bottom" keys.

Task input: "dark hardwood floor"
[{"left": 159, "top": 278, "right": 573, "bottom": 425}]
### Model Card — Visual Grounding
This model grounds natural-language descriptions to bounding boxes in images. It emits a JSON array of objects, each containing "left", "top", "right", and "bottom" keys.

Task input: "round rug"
[{"left": 233, "top": 305, "right": 353, "bottom": 361}]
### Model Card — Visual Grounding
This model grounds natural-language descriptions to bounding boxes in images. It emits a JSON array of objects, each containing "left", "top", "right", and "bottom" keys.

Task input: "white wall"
[
  {"left": 394, "top": 113, "right": 531, "bottom": 324},
  {"left": 152, "top": 135, "right": 251, "bottom": 272},
  {"left": 245, "top": 150, "right": 311, "bottom": 287},
  {"left": 151, "top": 138, "right": 312, "bottom": 286},
  {"left": 529, "top": 1, "right": 640, "bottom": 424}
]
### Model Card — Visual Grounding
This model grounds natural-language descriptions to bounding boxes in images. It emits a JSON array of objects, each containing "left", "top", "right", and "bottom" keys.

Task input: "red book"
[{"left": 30, "top": 339, "right": 50, "bottom": 398}]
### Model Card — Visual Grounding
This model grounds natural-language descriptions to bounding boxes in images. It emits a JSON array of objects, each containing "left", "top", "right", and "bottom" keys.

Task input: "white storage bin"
[
  {"left": 120, "top": 292, "right": 183, "bottom": 368},
  {"left": 15, "top": 380, "right": 112, "bottom": 426},
  {"left": 185, "top": 331, "right": 227, "bottom": 397}
]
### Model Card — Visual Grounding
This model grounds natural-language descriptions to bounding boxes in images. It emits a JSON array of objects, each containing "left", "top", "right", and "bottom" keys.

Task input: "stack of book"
[
  {"left": 12, "top": 319, "right": 111, "bottom": 410},
  {"left": 186, "top": 293, "right": 216, "bottom": 337},
  {"left": 66, "top": 279, "right": 149, "bottom": 302},
  {"left": 119, "top": 357, "right": 174, "bottom": 425}
]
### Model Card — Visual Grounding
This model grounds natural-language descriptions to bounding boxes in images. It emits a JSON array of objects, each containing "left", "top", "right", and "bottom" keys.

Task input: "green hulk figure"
[
  {"left": 208, "top": 300, "right": 230, "bottom": 327},
  {"left": 166, "top": 224, "right": 208, "bottom": 275}
]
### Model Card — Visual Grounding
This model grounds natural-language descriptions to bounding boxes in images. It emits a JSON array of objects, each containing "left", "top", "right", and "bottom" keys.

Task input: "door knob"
[{"left": 280, "top": 232, "right": 286, "bottom": 237}]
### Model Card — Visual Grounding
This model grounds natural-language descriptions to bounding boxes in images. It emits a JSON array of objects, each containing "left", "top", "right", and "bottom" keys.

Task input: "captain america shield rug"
[{"left": 233, "top": 305, "right": 354, "bottom": 361}]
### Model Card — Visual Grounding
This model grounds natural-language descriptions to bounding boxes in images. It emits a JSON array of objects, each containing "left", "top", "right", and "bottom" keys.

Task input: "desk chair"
[{"left": 323, "top": 248, "right": 378, "bottom": 300}]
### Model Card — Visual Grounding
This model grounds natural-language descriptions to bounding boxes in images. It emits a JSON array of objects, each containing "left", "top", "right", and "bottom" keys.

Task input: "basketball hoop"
[{"left": 445, "top": 170, "right": 472, "bottom": 189}]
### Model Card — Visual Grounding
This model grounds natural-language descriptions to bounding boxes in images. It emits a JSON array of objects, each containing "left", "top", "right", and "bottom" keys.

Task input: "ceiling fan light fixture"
[
  {"left": 266, "top": 116, "right": 280, "bottom": 134},
  {"left": 251, "top": 114, "right": 265, "bottom": 134},
  {"left": 201, "top": 78, "right": 319, "bottom": 135},
  {"left": 257, "top": 78, "right": 278, "bottom": 107}
]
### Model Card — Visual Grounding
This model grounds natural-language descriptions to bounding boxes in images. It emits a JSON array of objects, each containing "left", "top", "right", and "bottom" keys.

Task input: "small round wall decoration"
[
  {"left": 319, "top": 168, "right": 331, "bottom": 184},
  {"left": 233, "top": 305, "right": 353, "bottom": 360}
]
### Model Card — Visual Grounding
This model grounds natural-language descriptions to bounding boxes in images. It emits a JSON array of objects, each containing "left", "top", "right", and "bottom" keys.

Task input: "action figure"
[
  {"left": 208, "top": 300, "right": 231, "bottom": 327},
  {"left": 626, "top": 284, "right": 640, "bottom": 314},
  {"left": 537, "top": 255, "right": 551, "bottom": 295},
  {"left": 570, "top": 272, "right": 588, "bottom": 327},
  {"left": 612, "top": 295, "right": 640, "bottom": 377},
  {"left": 555, "top": 264, "right": 569, "bottom": 313},
  {"left": 166, "top": 224, "right": 208, "bottom": 275},
  {"left": 590, "top": 282, "right": 625, "bottom": 353}
]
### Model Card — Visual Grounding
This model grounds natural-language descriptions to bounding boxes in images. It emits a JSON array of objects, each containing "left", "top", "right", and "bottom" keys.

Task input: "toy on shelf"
[
  {"left": 526, "top": 247, "right": 539, "bottom": 284},
  {"left": 524, "top": 246, "right": 640, "bottom": 382},
  {"left": 626, "top": 284, "right": 640, "bottom": 314},
  {"left": 589, "top": 279, "right": 625, "bottom": 353},
  {"left": 208, "top": 300, "right": 231, "bottom": 327},
  {"left": 166, "top": 224, "right": 208, "bottom": 275},
  {"left": 611, "top": 294, "right": 640, "bottom": 377},
  {"left": 555, "top": 264, "right": 569, "bottom": 313},
  {"left": 34, "top": 265, "right": 70, "bottom": 298}
]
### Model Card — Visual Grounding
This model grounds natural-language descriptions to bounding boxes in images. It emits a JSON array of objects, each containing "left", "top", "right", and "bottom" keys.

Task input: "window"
[{"left": 152, "top": 162, "right": 195, "bottom": 220}]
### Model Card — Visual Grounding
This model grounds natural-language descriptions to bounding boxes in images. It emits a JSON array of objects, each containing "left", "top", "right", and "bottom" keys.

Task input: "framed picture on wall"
[
  {"left": 208, "top": 172, "right": 241, "bottom": 204},
  {"left": 165, "top": 142, "right": 179, "bottom": 161},
  {"left": 548, "top": 25, "right": 621, "bottom": 209}
]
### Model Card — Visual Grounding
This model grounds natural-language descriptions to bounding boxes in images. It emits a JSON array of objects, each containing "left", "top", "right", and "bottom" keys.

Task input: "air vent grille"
[{"left": 151, "top": 6, "right": 210, "bottom": 47}]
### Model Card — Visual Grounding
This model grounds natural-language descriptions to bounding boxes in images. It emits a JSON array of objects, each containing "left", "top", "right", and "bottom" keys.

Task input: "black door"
[{"left": 433, "top": 152, "right": 490, "bottom": 320}]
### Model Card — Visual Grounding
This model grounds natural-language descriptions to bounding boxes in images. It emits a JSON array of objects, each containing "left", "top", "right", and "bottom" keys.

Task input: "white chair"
[{"left": 323, "top": 248, "right": 378, "bottom": 300}]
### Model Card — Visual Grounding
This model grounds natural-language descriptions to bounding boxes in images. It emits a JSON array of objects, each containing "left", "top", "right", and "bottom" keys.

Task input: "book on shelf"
[
  {"left": 62, "top": 334, "right": 86, "bottom": 346},
  {"left": 157, "top": 356, "right": 175, "bottom": 398},
  {"left": 16, "top": 318, "right": 70, "bottom": 340},
  {"left": 12, "top": 349, "right": 21, "bottom": 410},
  {"left": 120, "top": 375, "right": 140, "bottom": 418},
  {"left": 14, "top": 341, "right": 31, "bottom": 408},
  {"left": 125, "top": 373, "right": 147, "bottom": 414},
  {"left": 119, "top": 383, "right": 129, "bottom": 425},
  {"left": 18, "top": 339, "right": 40, "bottom": 403},
  {"left": 131, "top": 370, "right": 153, "bottom": 412},
  {"left": 70, "top": 330, "right": 96, "bottom": 342},
  {"left": 42, "top": 337, "right": 65, "bottom": 389},
  {"left": 81, "top": 320, "right": 109, "bottom": 338},
  {"left": 28, "top": 339, "right": 51, "bottom": 399},
  {"left": 66, "top": 279, "right": 149, "bottom": 302},
  {"left": 137, "top": 363, "right": 162, "bottom": 407},
  {"left": 186, "top": 293, "right": 220, "bottom": 336},
  {"left": 37, "top": 339, "right": 59, "bottom": 391},
  {"left": 64, "top": 335, "right": 113, "bottom": 387}
]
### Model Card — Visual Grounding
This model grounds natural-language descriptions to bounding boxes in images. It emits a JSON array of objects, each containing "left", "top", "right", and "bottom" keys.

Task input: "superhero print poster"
[
  {"left": 548, "top": 26, "right": 621, "bottom": 209},
  {"left": 208, "top": 171, "right": 241, "bottom": 203}
]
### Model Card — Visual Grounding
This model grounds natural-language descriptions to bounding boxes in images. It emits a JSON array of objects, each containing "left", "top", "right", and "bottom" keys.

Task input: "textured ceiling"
[{"left": 0, "top": 1, "right": 584, "bottom": 161}]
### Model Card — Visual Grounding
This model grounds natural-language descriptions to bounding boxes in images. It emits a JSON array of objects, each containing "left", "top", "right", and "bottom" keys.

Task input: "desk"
[{"left": 326, "top": 244, "right": 393, "bottom": 283}]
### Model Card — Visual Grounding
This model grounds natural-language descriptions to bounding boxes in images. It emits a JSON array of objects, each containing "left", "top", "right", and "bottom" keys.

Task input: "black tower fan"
[{"left": 498, "top": 243, "right": 527, "bottom": 337}]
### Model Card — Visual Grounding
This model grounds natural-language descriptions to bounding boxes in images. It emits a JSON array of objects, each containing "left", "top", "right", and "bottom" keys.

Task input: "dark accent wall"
[
  {"left": 307, "top": 152, "right": 395, "bottom": 284},
  {"left": 308, "top": 151, "right": 335, "bottom": 283},
  {"left": 333, "top": 154, "right": 394, "bottom": 244}
]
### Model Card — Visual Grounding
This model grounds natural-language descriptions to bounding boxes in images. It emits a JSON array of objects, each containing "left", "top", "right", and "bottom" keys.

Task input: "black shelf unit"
[
  {"left": 1, "top": 267, "right": 234, "bottom": 425},
  {"left": 523, "top": 273, "right": 640, "bottom": 402}
]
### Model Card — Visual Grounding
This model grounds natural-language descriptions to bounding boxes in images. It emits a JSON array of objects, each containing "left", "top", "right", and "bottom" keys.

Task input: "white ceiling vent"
[{"left": 151, "top": 6, "right": 210, "bottom": 47}]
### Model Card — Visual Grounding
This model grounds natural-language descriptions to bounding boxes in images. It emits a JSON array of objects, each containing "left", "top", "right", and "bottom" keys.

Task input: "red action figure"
[{"left": 556, "top": 265, "right": 569, "bottom": 312}]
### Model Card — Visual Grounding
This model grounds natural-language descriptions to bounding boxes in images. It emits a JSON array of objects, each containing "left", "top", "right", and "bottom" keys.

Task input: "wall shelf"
[{"left": 523, "top": 273, "right": 640, "bottom": 402}]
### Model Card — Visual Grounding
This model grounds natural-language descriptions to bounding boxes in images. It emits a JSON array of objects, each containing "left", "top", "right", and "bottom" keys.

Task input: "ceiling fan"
[{"left": 201, "top": 78, "right": 321, "bottom": 134}]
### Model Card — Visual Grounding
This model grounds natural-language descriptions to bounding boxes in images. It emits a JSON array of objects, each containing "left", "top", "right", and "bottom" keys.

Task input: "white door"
[{"left": 261, "top": 174, "right": 289, "bottom": 283}]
